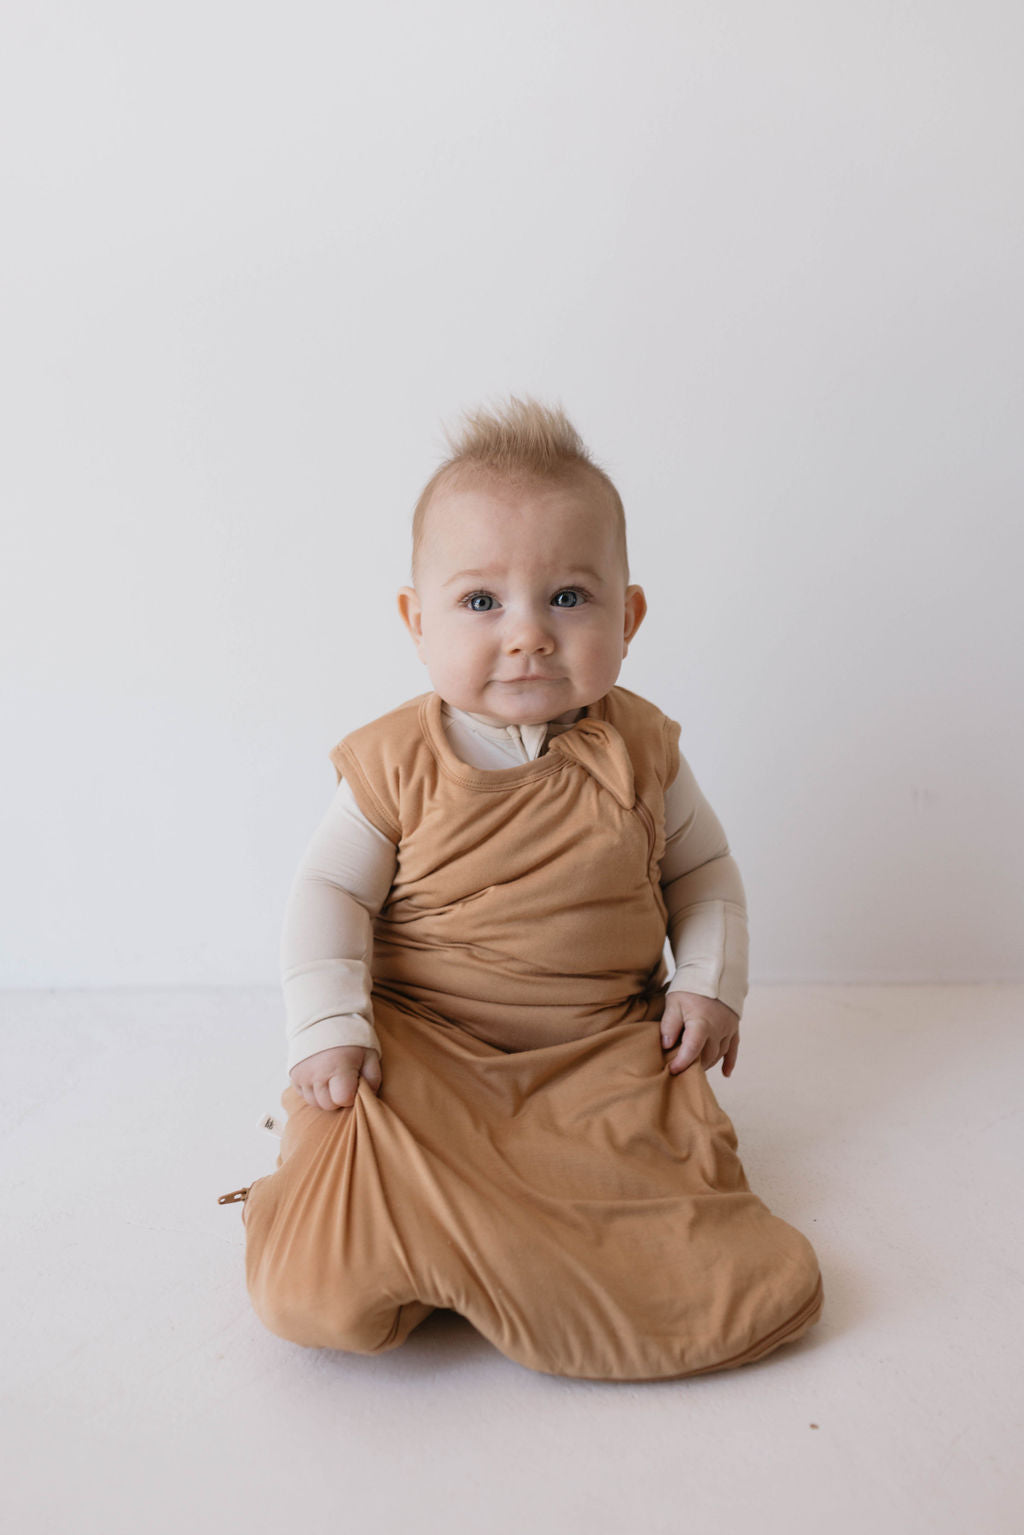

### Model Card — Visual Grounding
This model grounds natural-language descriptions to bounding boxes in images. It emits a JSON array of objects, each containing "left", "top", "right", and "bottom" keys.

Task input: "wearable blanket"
[{"left": 239, "top": 687, "right": 823, "bottom": 1380}]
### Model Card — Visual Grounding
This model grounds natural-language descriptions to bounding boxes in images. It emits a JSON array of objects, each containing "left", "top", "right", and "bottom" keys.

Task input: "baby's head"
[{"left": 397, "top": 396, "right": 647, "bottom": 726}]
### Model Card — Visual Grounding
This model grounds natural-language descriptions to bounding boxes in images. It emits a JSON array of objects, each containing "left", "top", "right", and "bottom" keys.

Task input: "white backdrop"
[{"left": 2, "top": 1, "right": 1021, "bottom": 988}]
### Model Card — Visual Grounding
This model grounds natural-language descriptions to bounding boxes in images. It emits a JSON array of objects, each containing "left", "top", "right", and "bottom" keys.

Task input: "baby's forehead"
[
  {"left": 429, "top": 504, "right": 613, "bottom": 573},
  {"left": 428, "top": 468, "right": 613, "bottom": 538},
  {"left": 414, "top": 465, "right": 624, "bottom": 587}
]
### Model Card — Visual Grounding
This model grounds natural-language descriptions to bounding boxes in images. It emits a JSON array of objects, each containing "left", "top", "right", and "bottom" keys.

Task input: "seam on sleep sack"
[{"left": 332, "top": 745, "right": 401, "bottom": 842}]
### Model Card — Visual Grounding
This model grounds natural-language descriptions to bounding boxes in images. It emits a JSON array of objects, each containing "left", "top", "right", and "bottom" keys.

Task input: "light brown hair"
[{"left": 410, "top": 394, "right": 629, "bottom": 586}]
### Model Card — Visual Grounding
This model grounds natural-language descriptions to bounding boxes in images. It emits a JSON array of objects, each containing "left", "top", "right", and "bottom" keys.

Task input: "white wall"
[{"left": 3, "top": 1, "right": 1021, "bottom": 988}]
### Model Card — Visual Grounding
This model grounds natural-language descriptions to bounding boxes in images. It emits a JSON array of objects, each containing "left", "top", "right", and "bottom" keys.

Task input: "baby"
[
  {"left": 241, "top": 396, "right": 824, "bottom": 1382},
  {"left": 286, "top": 406, "right": 747, "bottom": 1112}
]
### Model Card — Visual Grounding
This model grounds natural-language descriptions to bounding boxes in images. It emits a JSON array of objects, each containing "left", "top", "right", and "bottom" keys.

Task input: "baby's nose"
[
  {"left": 498, "top": 601, "right": 549, "bottom": 642},
  {"left": 505, "top": 618, "right": 554, "bottom": 651}
]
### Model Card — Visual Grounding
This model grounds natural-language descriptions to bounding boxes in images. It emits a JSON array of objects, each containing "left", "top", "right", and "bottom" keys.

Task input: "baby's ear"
[
  {"left": 623, "top": 585, "right": 647, "bottom": 649},
  {"left": 396, "top": 586, "right": 425, "bottom": 649}
]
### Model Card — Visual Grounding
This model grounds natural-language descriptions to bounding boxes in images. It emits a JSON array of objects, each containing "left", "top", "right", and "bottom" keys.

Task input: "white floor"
[{"left": 1, "top": 984, "right": 1020, "bottom": 1535}]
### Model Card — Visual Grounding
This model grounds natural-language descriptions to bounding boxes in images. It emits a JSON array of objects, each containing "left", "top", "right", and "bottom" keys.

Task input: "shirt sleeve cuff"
[{"left": 286, "top": 1013, "right": 382, "bottom": 1074}]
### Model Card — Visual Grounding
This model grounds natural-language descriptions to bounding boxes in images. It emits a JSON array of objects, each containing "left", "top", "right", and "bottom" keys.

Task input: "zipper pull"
[{"left": 218, "top": 1186, "right": 250, "bottom": 1205}]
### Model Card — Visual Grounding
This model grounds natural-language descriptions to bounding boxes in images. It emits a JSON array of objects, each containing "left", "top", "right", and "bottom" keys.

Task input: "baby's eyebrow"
[{"left": 443, "top": 567, "right": 605, "bottom": 587}]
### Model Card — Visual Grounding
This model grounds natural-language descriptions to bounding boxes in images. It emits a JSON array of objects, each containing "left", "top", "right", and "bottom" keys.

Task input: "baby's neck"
[{"left": 452, "top": 701, "right": 587, "bottom": 730}]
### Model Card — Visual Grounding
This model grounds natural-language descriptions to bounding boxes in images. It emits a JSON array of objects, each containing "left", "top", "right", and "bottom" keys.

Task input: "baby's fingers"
[
  {"left": 310, "top": 1076, "right": 340, "bottom": 1111},
  {"left": 659, "top": 1004, "right": 687, "bottom": 1051},
  {"left": 360, "top": 1053, "right": 383, "bottom": 1094},
  {"left": 669, "top": 1021, "right": 710, "bottom": 1074},
  {"left": 659, "top": 1020, "right": 682, "bottom": 1050},
  {"left": 323, "top": 1069, "right": 361, "bottom": 1109}
]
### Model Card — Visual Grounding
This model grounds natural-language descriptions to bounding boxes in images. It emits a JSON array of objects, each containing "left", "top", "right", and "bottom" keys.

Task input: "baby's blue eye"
[{"left": 460, "top": 588, "right": 588, "bottom": 612}]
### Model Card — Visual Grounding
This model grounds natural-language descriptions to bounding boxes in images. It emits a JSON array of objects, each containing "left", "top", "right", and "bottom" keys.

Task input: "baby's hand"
[
  {"left": 660, "top": 992, "right": 740, "bottom": 1077},
  {"left": 289, "top": 1045, "right": 382, "bottom": 1111}
]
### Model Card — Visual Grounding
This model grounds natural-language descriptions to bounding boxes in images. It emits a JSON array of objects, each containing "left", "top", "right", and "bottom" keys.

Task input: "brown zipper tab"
[{"left": 218, "top": 1186, "right": 250, "bottom": 1205}]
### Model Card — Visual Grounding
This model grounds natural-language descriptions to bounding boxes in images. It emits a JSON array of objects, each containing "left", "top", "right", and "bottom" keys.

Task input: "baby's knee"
[
  {"left": 244, "top": 1193, "right": 408, "bottom": 1353},
  {"left": 242, "top": 1157, "right": 402, "bottom": 1353},
  {"left": 249, "top": 1258, "right": 404, "bottom": 1354}
]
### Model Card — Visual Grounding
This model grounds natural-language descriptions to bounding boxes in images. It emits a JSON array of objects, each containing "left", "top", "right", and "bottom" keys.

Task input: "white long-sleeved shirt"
[{"left": 281, "top": 700, "right": 749, "bottom": 1071}]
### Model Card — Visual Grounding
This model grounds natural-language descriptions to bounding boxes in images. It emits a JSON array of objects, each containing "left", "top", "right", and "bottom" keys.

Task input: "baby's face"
[{"left": 397, "top": 472, "right": 647, "bottom": 725}]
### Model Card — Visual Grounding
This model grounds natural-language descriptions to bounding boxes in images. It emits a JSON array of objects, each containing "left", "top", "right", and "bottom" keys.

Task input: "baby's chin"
[{"left": 448, "top": 678, "right": 597, "bottom": 726}]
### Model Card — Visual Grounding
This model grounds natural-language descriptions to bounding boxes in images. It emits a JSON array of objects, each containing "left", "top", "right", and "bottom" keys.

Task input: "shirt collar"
[{"left": 441, "top": 699, "right": 587, "bottom": 761}]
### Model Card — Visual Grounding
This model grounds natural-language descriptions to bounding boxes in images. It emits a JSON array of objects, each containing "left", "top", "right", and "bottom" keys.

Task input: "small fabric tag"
[{"left": 258, "top": 1111, "right": 284, "bottom": 1139}]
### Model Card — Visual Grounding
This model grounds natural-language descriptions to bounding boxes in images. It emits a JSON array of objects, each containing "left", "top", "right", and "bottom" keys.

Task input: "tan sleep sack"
[{"left": 240, "top": 686, "right": 824, "bottom": 1380}]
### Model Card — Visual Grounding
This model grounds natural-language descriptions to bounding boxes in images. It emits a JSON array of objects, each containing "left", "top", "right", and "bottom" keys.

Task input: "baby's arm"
[
  {"left": 281, "top": 778, "right": 397, "bottom": 1110},
  {"left": 658, "top": 749, "right": 749, "bottom": 1077}
]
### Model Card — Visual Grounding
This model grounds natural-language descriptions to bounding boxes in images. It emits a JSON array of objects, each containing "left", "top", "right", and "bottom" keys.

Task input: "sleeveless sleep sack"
[{"left": 240, "top": 686, "right": 824, "bottom": 1381}]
